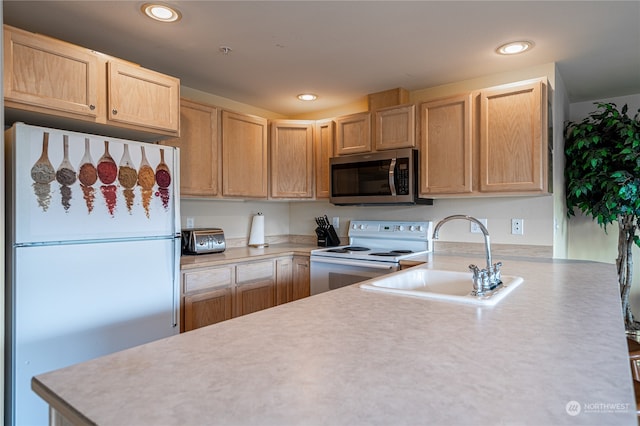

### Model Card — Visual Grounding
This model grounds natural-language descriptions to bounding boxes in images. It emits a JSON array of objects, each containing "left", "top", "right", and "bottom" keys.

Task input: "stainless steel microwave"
[{"left": 329, "top": 148, "right": 433, "bottom": 206}]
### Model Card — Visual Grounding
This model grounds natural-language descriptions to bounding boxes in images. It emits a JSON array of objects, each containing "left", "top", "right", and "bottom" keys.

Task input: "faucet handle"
[{"left": 469, "top": 264, "right": 480, "bottom": 277}]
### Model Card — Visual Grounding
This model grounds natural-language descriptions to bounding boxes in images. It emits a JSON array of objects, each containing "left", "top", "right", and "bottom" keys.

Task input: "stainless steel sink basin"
[{"left": 360, "top": 267, "right": 523, "bottom": 306}]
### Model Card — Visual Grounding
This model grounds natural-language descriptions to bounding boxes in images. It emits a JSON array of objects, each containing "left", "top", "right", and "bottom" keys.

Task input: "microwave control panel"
[{"left": 396, "top": 158, "right": 409, "bottom": 194}]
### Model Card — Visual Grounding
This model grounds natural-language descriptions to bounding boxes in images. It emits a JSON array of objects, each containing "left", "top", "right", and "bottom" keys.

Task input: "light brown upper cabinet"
[
  {"left": 419, "top": 94, "right": 473, "bottom": 195},
  {"left": 479, "top": 79, "right": 548, "bottom": 193},
  {"left": 335, "top": 112, "right": 371, "bottom": 155},
  {"left": 4, "top": 25, "right": 100, "bottom": 119},
  {"left": 374, "top": 104, "right": 416, "bottom": 151},
  {"left": 221, "top": 110, "right": 268, "bottom": 198},
  {"left": 419, "top": 78, "right": 549, "bottom": 196},
  {"left": 160, "top": 99, "right": 219, "bottom": 197},
  {"left": 3, "top": 25, "right": 180, "bottom": 139},
  {"left": 270, "top": 120, "right": 314, "bottom": 198},
  {"left": 107, "top": 61, "right": 180, "bottom": 133},
  {"left": 314, "top": 119, "right": 334, "bottom": 199}
]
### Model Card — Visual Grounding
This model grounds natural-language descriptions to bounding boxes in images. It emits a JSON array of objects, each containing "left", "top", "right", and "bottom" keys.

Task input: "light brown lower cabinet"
[
  {"left": 182, "top": 255, "right": 310, "bottom": 332},
  {"left": 235, "top": 260, "right": 277, "bottom": 317},
  {"left": 276, "top": 257, "right": 294, "bottom": 305},
  {"left": 183, "top": 287, "right": 233, "bottom": 331},
  {"left": 292, "top": 256, "right": 311, "bottom": 300}
]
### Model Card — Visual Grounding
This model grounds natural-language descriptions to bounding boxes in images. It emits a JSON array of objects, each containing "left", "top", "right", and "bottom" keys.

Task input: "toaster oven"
[{"left": 182, "top": 228, "right": 226, "bottom": 255}]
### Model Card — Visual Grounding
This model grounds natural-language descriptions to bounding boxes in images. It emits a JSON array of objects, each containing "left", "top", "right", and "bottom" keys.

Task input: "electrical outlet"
[
  {"left": 470, "top": 218, "right": 488, "bottom": 233},
  {"left": 511, "top": 218, "right": 524, "bottom": 235},
  {"left": 332, "top": 217, "right": 339, "bottom": 229},
  {"left": 186, "top": 217, "right": 195, "bottom": 229}
]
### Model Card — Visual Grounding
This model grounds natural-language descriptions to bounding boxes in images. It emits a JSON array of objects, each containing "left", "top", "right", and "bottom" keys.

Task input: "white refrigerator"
[{"left": 4, "top": 123, "right": 181, "bottom": 426}]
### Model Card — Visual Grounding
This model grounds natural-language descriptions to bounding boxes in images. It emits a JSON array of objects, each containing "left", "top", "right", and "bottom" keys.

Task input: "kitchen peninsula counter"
[{"left": 32, "top": 255, "right": 636, "bottom": 425}]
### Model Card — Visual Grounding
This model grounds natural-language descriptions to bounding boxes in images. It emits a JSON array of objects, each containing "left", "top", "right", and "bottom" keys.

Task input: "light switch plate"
[
  {"left": 186, "top": 217, "right": 195, "bottom": 229},
  {"left": 470, "top": 218, "right": 488, "bottom": 233}
]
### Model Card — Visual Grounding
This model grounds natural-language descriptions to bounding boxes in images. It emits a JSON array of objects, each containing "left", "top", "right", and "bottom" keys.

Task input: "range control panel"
[{"left": 349, "top": 220, "right": 432, "bottom": 240}]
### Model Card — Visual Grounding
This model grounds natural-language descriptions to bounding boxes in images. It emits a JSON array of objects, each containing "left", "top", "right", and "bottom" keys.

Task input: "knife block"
[{"left": 316, "top": 225, "right": 341, "bottom": 247}]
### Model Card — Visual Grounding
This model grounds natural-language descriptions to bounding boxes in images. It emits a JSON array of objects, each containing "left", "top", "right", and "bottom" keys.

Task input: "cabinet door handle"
[
  {"left": 112, "top": 109, "right": 118, "bottom": 115},
  {"left": 89, "top": 105, "right": 95, "bottom": 110}
]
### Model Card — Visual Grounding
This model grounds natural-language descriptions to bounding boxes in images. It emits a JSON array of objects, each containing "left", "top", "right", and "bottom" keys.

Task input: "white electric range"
[{"left": 310, "top": 220, "right": 433, "bottom": 295}]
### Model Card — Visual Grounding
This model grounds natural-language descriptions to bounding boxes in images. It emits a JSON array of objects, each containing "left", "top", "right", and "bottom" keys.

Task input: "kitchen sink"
[{"left": 360, "top": 267, "right": 523, "bottom": 306}]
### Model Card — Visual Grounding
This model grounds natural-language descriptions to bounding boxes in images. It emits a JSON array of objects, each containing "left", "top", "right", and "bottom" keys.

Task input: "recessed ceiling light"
[
  {"left": 297, "top": 94, "right": 318, "bottom": 101},
  {"left": 496, "top": 41, "right": 534, "bottom": 55},
  {"left": 142, "top": 3, "right": 182, "bottom": 23}
]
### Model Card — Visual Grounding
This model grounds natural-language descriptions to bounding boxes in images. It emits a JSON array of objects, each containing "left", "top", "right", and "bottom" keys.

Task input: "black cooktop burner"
[
  {"left": 369, "top": 250, "right": 414, "bottom": 257},
  {"left": 326, "top": 246, "right": 371, "bottom": 253}
]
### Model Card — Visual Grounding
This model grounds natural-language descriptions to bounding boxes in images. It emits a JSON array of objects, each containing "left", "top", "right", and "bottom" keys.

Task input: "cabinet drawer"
[
  {"left": 183, "top": 266, "right": 233, "bottom": 293},
  {"left": 236, "top": 260, "right": 274, "bottom": 284}
]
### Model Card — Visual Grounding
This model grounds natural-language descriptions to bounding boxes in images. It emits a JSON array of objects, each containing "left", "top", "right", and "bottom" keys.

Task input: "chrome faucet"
[{"left": 432, "top": 215, "right": 503, "bottom": 296}]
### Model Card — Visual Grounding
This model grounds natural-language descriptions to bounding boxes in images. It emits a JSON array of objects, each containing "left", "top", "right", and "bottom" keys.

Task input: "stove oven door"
[{"left": 309, "top": 257, "right": 398, "bottom": 296}]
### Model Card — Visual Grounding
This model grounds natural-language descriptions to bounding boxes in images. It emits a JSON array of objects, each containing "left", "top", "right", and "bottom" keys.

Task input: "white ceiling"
[{"left": 4, "top": 1, "right": 640, "bottom": 116}]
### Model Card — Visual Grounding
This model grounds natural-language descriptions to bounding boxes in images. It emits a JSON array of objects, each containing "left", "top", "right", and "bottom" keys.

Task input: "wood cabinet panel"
[
  {"left": 4, "top": 25, "right": 180, "bottom": 139},
  {"left": 368, "top": 87, "right": 409, "bottom": 112},
  {"left": 183, "top": 266, "right": 233, "bottom": 294},
  {"left": 4, "top": 25, "right": 100, "bottom": 118},
  {"left": 107, "top": 61, "right": 180, "bottom": 133},
  {"left": 276, "top": 257, "right": 293, "bottom": 305},
  {"left": 335, "top": 112, "right": 371, "bottom": 155},
  {"left": 314, "top": 119, "right": 334, "bottom": 199},
  {"left": 479, "top": 80, "right": 546, "bottom": 192},
  {"left": 160, "top": 99, "right": 219, "bottom": 196},
  {"left": 221, "top": 110, "right": 268, "bottom": 198},
  {"left": 236, "top": 260, "right": 274, "bottom": 284},
  {"left": 419, "top": 94, "right": 473, "bottom": 195},
  {"left": 235, "top": 280, "right": 276, "bottom": 317},
  {"left": 270, "top": 120, "right": 314, "bottom": 198},
  {"left": 375, "top": 104, "right": 416, "bottom": 151},
  {"left": 292, "top": 256, "right": 310, "bottom": 301},
  {"left": 182, "top": 255, "right": 310, "bottom": 332},
  {"left": 419, "top": 78, "right": 548, "bottom": 196},
  {"left": 183, "top": 287, "right": 233, "bottom": 331}
]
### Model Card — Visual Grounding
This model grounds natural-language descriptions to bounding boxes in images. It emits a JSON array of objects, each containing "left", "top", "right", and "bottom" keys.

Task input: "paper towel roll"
[{"left": 248, "top": 212, "right": 267, "bottom": 247}]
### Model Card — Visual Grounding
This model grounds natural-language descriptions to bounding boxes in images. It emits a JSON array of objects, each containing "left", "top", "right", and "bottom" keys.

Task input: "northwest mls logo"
[
  {"left": 566, "top": 400, "right": 631, "bottom": 415},
  {"left": 566, "top": 400, "right": 581, "bottom": 416}
]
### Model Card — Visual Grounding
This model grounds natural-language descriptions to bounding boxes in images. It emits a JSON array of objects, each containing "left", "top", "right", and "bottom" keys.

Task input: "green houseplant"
[{"left": 564, "top": 102, "right": 640, "bottom": 330}]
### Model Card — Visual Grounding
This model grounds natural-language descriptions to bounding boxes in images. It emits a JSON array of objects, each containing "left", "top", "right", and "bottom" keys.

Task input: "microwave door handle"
[{"left": 388, "top": 158, "right": 397, "bottom": 196}]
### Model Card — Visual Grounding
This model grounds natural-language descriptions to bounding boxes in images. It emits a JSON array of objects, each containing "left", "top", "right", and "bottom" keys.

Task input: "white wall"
[
  {"left": 567, "top": 93, "right": 640, "bottom": 318},
  {"left": 181, "top": 199, "right": 290, "bottom": 240},
  {"left": 551, "top": 64, "right": 570, "bottom": 259},
  {"left": 289, "top": 197, "right": 554, "bottom": 246}
]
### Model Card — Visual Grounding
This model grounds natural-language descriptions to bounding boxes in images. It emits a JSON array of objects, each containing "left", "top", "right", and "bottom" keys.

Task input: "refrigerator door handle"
[{"left": 172, "top": 237, "right": 181, "bottom": 329}]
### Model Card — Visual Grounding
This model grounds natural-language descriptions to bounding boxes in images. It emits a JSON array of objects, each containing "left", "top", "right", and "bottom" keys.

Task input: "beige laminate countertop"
[
  {"left": 33, "top": 254, "right": 636, "bottom": 425},
  {"left": 180, "top": 243, "right": 318, "bottom": 270}
]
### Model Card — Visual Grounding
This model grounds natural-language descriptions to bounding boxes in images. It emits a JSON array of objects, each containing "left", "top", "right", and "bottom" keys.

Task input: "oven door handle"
[
  {"left": 388, "top": 157, "right": 397, "bottom": 196},
  {"left": 311, "top": 257, "right": 396, "bottom": 270}
]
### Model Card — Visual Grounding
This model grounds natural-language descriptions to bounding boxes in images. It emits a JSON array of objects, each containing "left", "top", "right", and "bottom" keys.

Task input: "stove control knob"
[
  {"left": 409, "top": 225, "right": 416, "bottom": 231},
  {"left": 398, "top": 225, "right": 405, "bottom": 231},
  {"left": 352, "top": 224, "right": 357, "bottom": 230},
  {"left": 359, "top": 224, "right": 366, "bottom": 230},
  {"left": 417, "top": 225, "right": 424, "bottom": 232}
]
